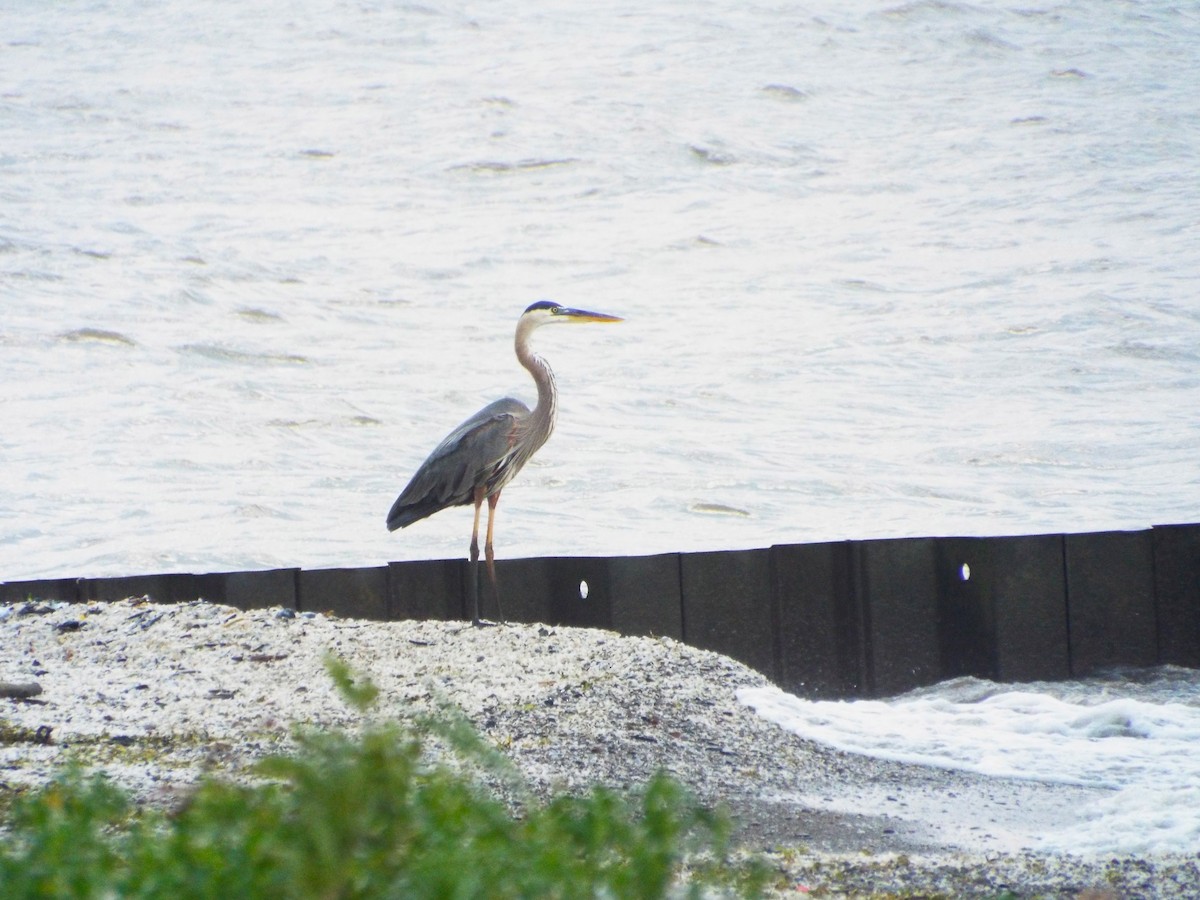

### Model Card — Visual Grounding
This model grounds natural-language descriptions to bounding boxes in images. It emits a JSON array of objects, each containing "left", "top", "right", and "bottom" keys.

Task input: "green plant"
[{"left": 0, "top": 659, "right": 767, "bottom": 899}]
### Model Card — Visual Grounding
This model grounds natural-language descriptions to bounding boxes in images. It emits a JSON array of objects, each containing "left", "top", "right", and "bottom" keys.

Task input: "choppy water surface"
[{"left": 2, "top": 0, "right": 1199, "bottom": 579}]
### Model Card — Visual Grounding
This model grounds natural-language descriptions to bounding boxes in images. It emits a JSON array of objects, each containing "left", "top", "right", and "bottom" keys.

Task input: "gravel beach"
[{"left": 2, "top": 598, "right": 1197, "bottom": 897}]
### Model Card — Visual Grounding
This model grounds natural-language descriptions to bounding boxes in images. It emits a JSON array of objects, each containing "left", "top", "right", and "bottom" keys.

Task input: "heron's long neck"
[{"left": 515, "top": 322, "right": 557, "bottom": 440}]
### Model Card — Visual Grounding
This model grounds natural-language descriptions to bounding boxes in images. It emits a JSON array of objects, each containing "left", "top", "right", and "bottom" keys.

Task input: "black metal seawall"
[{"left": 4, "top": 524, "right": 1198, "bottom": 699}]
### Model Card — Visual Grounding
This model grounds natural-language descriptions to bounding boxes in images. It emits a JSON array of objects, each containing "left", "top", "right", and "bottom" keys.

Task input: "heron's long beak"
[{"left": 558, "top": 307, "right": 623, "bottom": 323}]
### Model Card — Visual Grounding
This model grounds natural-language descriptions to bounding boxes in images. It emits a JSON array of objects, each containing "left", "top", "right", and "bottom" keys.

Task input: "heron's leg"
[
  {"left": 485, "top": 491, "right": 504, "bottom": 623},
  {"left": 469, "top": 487, "right": 485, "bottom": 625}
]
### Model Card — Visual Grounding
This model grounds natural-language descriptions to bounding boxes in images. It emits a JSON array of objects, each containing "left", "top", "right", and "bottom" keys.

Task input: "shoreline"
[{"left": 2, "top": 598, "right": 1197, "bottom": 897}]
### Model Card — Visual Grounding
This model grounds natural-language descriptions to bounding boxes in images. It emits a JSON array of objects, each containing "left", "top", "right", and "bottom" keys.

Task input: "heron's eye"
[{"left": 551, "top": 306, "right": 563, "bottom": 315}]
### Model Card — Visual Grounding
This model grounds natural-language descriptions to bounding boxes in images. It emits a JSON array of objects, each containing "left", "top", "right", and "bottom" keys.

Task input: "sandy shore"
[{"left": 2, "top": 598, "right": 1197, "bottom": 897}]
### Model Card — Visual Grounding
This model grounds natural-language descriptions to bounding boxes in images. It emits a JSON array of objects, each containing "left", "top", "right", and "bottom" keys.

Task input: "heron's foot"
[{"left": 471, "top": 616, "right": 502, "bottom": 628}]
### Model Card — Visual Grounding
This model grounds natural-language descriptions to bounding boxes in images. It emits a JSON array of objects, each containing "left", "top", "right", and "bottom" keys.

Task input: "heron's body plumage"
[{"left": 386, "top": 397, "right": 535, "bottom": 530}]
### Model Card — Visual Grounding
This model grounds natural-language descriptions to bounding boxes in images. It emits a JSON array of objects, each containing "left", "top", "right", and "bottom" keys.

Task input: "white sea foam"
[{"left": 740, "top": 667, "right": 1200, "bottom": 854}]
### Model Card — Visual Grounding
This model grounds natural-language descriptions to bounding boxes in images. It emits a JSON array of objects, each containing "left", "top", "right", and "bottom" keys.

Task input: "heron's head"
[{"left": 521, "top": 300, "right": 623, "bottom": 328}]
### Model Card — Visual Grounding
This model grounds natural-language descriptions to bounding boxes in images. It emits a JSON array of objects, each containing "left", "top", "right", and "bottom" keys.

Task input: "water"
[
  {"left": 2, "top": 0, "right": 1199, "bottom": 580},
  {"left": 740, "top": 665, "right": 1200, "bottom": 855}
]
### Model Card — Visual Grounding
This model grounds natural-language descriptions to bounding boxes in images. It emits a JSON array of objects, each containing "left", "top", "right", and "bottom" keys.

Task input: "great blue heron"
[{"left": 387, "top": 300, "right": 623, "bottom": 623}]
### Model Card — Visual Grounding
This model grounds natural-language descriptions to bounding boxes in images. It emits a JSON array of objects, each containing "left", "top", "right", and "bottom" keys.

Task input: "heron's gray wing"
[{"left": 386, "top": 397, "right": 530, "bottom": 530}]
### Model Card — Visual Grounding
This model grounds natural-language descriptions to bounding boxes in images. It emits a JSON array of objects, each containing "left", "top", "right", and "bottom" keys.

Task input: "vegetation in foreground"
[{"left": 0, "top": 658, "right": 768, "bottom": 898}]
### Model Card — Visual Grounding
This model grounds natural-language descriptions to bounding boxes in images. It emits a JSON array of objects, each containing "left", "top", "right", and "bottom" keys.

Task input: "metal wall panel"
[
  {"left": 772, "top": 541, "right": 863, "bottom": 698},
  {"left": 678, "top": 548, "right": 777, "bottom": 680},
  {"left": 1065, "top": 531, "right": 1157, "bottom": 675},
  {"left": 298, "top": 566, "right": 388, "bottom": 619},
  {"left": 387, "top": 559, "right": 465, "bottom": 621},
  {"left": 0, "top": 578, "right": 81, "bottom": 604},
  {"left": 856, "top": 538, "right": 941, "bottom": 696},
  {"left": 195, "top": 569, "right": 299, "bottom": 611},
  {"left": 1152, "top": 524, "right": 1200, "bottom": 667},
  {"left": 607, "top": 553, "right": 683, "bottom": 639},
  {"left": 937, "top": 534, "right": 1070, "bottom": 682},
  {"left": 79, "top": 573, "right": 198, "bottom": 605}
]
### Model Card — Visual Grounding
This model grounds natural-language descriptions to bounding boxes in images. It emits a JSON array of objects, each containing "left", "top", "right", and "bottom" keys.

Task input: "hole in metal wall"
[
  {"left": 579, "top": 579, "right": 589, "bottom": 600},
  {"left": 960, "top": 563, "right": 971, "bottom": 582}
]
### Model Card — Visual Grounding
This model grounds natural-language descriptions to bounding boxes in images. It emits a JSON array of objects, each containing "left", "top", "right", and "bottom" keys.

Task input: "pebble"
[{"left": 1, "top": 598, "right": 1197, "bottom": 898}]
